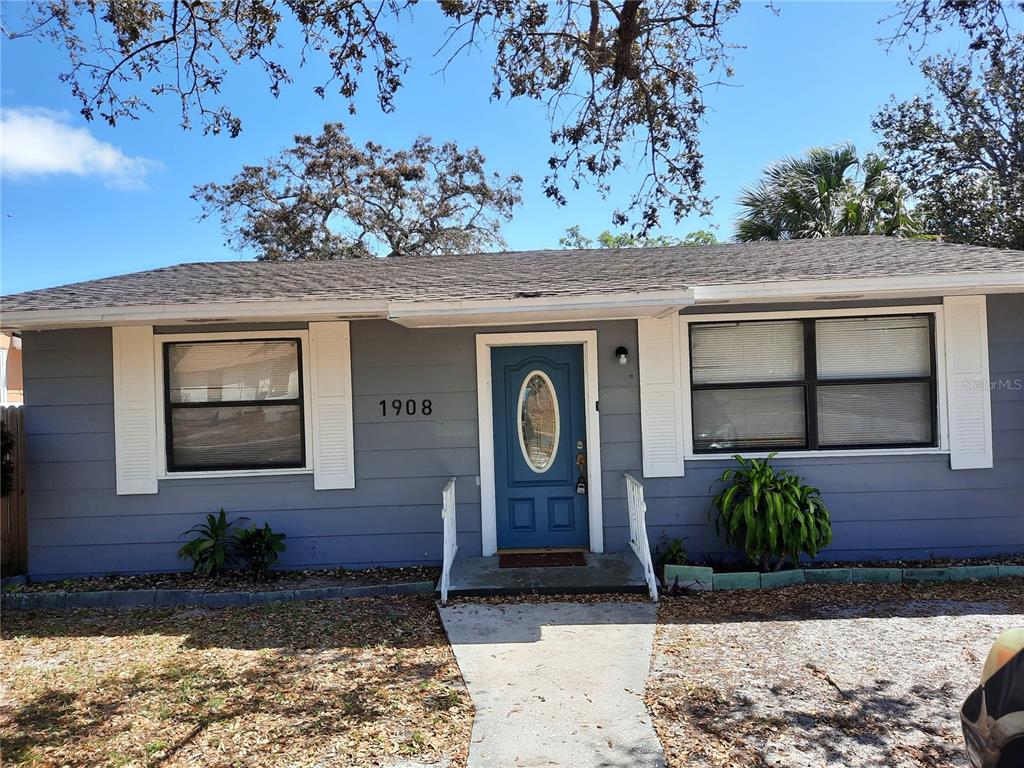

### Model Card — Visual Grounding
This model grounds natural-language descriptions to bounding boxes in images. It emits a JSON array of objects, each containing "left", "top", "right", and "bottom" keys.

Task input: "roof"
[{"left": 2, "top": 237, "right": 1022, "bottom": 329}]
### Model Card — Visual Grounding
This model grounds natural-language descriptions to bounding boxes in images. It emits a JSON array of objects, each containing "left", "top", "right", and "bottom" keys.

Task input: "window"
[
  {"left": 689, "top": 314, "right": 937, "bottom": 452},
  {"left": 163, "top": 339, "right": 305, "bottom": 472}
]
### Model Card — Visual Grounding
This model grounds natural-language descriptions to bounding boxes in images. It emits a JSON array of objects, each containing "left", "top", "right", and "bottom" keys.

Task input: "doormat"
[{"left": 498, "top": 552, "right": 587, "bottom": 568}]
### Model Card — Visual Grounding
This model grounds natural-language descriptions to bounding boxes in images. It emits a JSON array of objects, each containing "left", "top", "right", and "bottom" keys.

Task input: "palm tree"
[{"left": 734, "top": 144, "right": 920, "bottom": 241}]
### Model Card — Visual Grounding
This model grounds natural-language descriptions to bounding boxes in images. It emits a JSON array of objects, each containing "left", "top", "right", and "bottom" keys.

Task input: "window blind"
[
  {"left": 688, "top": 313, "right": 936, "bottom": 453},
  {"left": 693, "top": 386, "right": 806, "bottom": 450},
  {"left": 169, "top": 405, "right": 303, "bottom": 468},
  {"left": 817, "top": 382, "right": 932, "bottom": 446},
  {"left": 168, "top": 340, "right": 299, "bottom": 403},
  {"left": 165, "top": 339, "right": 304, "bottom": 471},
  {"left": 816, "top": 316, "right": 931, "bottom": 379},
  {"left": 691, "top": 320, "right": 804, "bottom": 384}
]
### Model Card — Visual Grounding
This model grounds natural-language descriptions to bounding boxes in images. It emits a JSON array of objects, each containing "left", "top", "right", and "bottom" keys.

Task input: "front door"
[{"left": 492, "top": 345, "right": 589, "bottom": 550}]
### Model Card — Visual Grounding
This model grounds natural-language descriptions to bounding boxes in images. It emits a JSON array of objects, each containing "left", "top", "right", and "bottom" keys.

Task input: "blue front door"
[{"left": 492, "top": 345, "right": 589, "bottom": 549}]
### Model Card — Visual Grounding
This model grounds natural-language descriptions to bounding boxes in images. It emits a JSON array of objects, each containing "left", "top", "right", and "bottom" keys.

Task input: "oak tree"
[
  {"left": 192, "top": 123, "right": 523, "bottom": 259},
  {"left": 5, "top": 0, "right": 739, "bottom": 233},
  {"left": 872, "top": 34, "right": 1024, "bottom": 249}
]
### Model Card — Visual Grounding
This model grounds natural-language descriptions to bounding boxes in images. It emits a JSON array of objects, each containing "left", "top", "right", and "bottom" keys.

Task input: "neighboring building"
[
  {"left": 1, "top": 237, "right": 1022, "bottom": 580},
  {"left": 0, "top": 332, "right": 24, "bottom": 405}
]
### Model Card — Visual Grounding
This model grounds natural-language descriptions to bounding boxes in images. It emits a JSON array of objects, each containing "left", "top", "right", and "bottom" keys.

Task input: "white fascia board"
[
  {"left": 691, "top": 271, "right": 1024, "bottom": 305},
  {"left": 0, "top": 299, "right": 389, "bottom": 331},
  {"left": 387, "top": 290, "right": 695, "bottom": 327}
]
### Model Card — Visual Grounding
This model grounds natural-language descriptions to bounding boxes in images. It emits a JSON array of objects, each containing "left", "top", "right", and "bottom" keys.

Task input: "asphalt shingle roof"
[{"left": 3, "top": 237, "right": 1023, "bottom": 312}]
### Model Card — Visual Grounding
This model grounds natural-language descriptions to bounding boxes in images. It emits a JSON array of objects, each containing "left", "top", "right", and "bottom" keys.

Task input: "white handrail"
[
  {"left": 624, "top": 473, "right": 659, "bottom": 602},
  {"left": 439, "top": 476, "right": 457, "bottom": 605}
]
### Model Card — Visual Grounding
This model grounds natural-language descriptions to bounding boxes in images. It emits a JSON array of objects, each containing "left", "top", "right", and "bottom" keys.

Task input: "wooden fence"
[{"left": 2, "top": 405, "right": 28, "bottom": 576}]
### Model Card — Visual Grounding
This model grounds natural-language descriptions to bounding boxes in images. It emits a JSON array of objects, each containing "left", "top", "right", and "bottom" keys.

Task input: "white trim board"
[
  {"left": 475, "top": 330, "right": 604, "bottom": 557},
  {"left": 388, "top": 290, "right": 694, "bottom": 328},
  {"left": 677, "top": 304, "right": 950, "bottom": 460},
  {"left": 690, "top": 272, "right": 1024, "bottom": 304},
  {"left": 2, "top": 300, "right": 387, "bottom": 331}
]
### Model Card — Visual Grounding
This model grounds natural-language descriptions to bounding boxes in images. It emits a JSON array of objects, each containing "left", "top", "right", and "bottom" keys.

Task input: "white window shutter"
[
  {"left": 943, "top": 296, "right": 993, "bottom": 470},
  {"left": 638, "top": 316, "right": 685, "bottom": 477},
  {"left": 112, "top": 326, "right": 158, "bottom": 495},
  {"left": 309, "top": 321, "right": 355, "bottom": 489}
]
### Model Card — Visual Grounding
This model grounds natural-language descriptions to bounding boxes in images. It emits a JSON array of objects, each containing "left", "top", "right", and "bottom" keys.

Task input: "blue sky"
[{"left": 1, "top": 1, "right": 972, "bottom": 294}]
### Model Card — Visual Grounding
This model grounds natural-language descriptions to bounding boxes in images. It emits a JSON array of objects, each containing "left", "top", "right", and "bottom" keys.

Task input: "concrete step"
[{"left": 445, "top": 551, "right": 650, "bottom": 597}]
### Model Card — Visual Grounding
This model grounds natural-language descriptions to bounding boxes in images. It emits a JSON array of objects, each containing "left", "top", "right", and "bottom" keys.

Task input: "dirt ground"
[
  {"left": 646, "top": 579, "right": 1024, "bottom": 768},
  {"left": 15, "top": 565, "right": 440, "bottom": 593},
  {"left": 0, "top": 597, "right": 471, "bottom": 768}
]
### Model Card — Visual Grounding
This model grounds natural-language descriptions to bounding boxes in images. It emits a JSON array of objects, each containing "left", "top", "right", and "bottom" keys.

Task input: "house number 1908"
[{"left": 379, "top": 399, "right": 433, "bottom": 416}]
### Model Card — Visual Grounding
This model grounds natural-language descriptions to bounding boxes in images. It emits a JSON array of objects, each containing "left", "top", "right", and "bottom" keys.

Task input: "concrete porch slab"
[{"left": 446, "top": 552, "right": 649, "bottom": 597}]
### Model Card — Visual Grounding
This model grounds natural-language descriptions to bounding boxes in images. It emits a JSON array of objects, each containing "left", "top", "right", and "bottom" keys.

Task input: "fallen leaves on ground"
[
  {"left": 1, "top": 597, "right": 471, "bottom": 767},
  {"left": 16, "top": 565, "right": 440, "bottom": 593},
  {"left": 646, "top": 578, "right": 1024, "bottom": 768}
]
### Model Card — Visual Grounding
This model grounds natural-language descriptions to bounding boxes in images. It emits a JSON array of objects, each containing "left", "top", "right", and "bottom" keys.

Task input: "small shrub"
[
  {"left": 177, "top": 509, "right": 244, "bottom": 577},
  {"left": 655, "top": 535, "right": 688, "bottom": 570},
  {"left": 710, "top": 454, "right": 832, "bottom": 572},
  {"left": 234, "top": 523, "right": 286, "bottom": 580}
]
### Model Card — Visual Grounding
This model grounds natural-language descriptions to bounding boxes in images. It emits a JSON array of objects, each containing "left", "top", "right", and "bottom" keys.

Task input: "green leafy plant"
[
  {"left": 177, "top": 509, "right": 244, "bottom": 577},
  {"left": 234, "top": 523, "right": 287, "bottom": 580},
  {"left": 710, "top": 454, "right": 832, "bottom": 572},
  {"left": 655, "top": 536, "right": 688, "bottom": 569}
]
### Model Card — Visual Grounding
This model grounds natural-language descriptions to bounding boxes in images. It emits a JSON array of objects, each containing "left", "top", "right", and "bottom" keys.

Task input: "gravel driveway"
[{"left": 646, "top": 580, "right": 1024, "bottom": 768}]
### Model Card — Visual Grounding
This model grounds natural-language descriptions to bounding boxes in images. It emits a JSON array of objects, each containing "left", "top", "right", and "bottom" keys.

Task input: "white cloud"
[{"left": 0, "top": 107, "right": 159, "bottom": 190}]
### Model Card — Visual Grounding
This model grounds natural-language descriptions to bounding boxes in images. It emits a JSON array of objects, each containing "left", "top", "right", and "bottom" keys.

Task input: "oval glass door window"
[{"left": 517, "top": 370, "right": 560, "bottom": 472}]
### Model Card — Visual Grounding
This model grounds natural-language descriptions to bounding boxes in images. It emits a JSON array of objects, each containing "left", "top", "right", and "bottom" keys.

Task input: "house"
[
  {"left": 0, "top": 332, "right": 24, "bottom": 405},
  {"left": 1, "top": 237, "right": 1022, "bottom": 581}
]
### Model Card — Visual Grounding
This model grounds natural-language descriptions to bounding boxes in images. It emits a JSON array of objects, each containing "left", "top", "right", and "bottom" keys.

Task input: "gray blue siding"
[
  {"left": 21, "top": 294, "right": 1024, "bottom": 578},
  {"left": 636, "top": 293, "right": 1024, "bottom": 561},
  {"left": 22, "top": 320, "right": 639, "bottom": 578}
]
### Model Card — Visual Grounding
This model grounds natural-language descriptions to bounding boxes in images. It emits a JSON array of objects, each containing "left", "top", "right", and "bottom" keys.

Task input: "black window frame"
[
  {"left": 689, "top": 313, "right": 938, "bottom": 454},
  {"left": 163, "top": 337, "right": 307, "bottom": 473}
]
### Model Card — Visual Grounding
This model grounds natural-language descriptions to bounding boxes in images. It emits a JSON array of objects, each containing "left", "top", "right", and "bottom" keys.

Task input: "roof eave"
[
  {"left": 385, "top": 290, "right": 695, "bottom": 327},
  {"left": 4, "top": 271, "right": 1023, "bottom": 331},
  {"left": 0, "top": 298, "right": 390, "bottom": 331},
  {"left": 691, "top": 271, "right": 1024, "bottom": 305}
]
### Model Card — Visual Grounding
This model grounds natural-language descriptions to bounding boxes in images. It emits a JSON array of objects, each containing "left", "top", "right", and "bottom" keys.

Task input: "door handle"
[{"left": 575, "top": 449, "right": 587, "bottom": 495}]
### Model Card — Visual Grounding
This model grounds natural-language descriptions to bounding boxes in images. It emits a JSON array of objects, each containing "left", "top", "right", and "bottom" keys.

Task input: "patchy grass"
[
  {"left": 647, "top": 579, "right": 1024, "bottom": 768},
  {"left": 1, "top": 597, "right": 471, "bottom": 767}
]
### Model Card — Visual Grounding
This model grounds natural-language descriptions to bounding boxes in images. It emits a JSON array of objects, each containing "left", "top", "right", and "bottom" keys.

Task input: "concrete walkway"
[{"left": 439, "top": 602, "right": 666, "bottom": 768}]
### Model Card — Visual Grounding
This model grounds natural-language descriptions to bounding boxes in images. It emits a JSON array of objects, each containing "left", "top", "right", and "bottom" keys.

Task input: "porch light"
[{"left": 615, "top": 346, "right": 629, "bottom": 366}]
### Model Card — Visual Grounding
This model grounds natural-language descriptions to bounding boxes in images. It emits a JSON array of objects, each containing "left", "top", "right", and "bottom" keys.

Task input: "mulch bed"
[
  {"left": 13, "top": 565, "right": 440, "bottom": 593},
  {"left": 0, "top": 596, "right": 471, "bottom": 768},
  {"left": 646, "top": 578, "right": 1024, "bottom": 768}
]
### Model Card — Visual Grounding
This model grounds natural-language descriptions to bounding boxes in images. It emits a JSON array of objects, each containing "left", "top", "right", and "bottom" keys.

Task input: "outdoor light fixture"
[{"left": 615, "top": 346, "right": 629, "bottom": 366}]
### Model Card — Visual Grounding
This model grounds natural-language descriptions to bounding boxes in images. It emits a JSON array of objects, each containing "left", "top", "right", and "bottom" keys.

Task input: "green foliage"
[
  {"left": 10, "top": 1, "right": 740, "bottom": 233},
  {"left": 734, "top": 144, "right": 921, "bottom": 241},
  {"left": 234, "top": 523, "right": 287, "bottom": 580},
  {"left": 710, "top": 455, "right": 832, "bottom": 571},
  {"left": 655, "top": 536, "right": 688, "bottom": 568},
  {"left": 1, "top": 423, "right": 14, "bottom": 498},
  {"left": 680, "top": 229, "right": 719, "bottom": 246},
  {"left": 558, "top": 226, "right": 718, "bottom": 250},
  {"left": 873, "top": 33, "right": 1024, "bottom": 250},
  {"left": 177, "top": 510, "right": 244, "bottom": 577}
]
